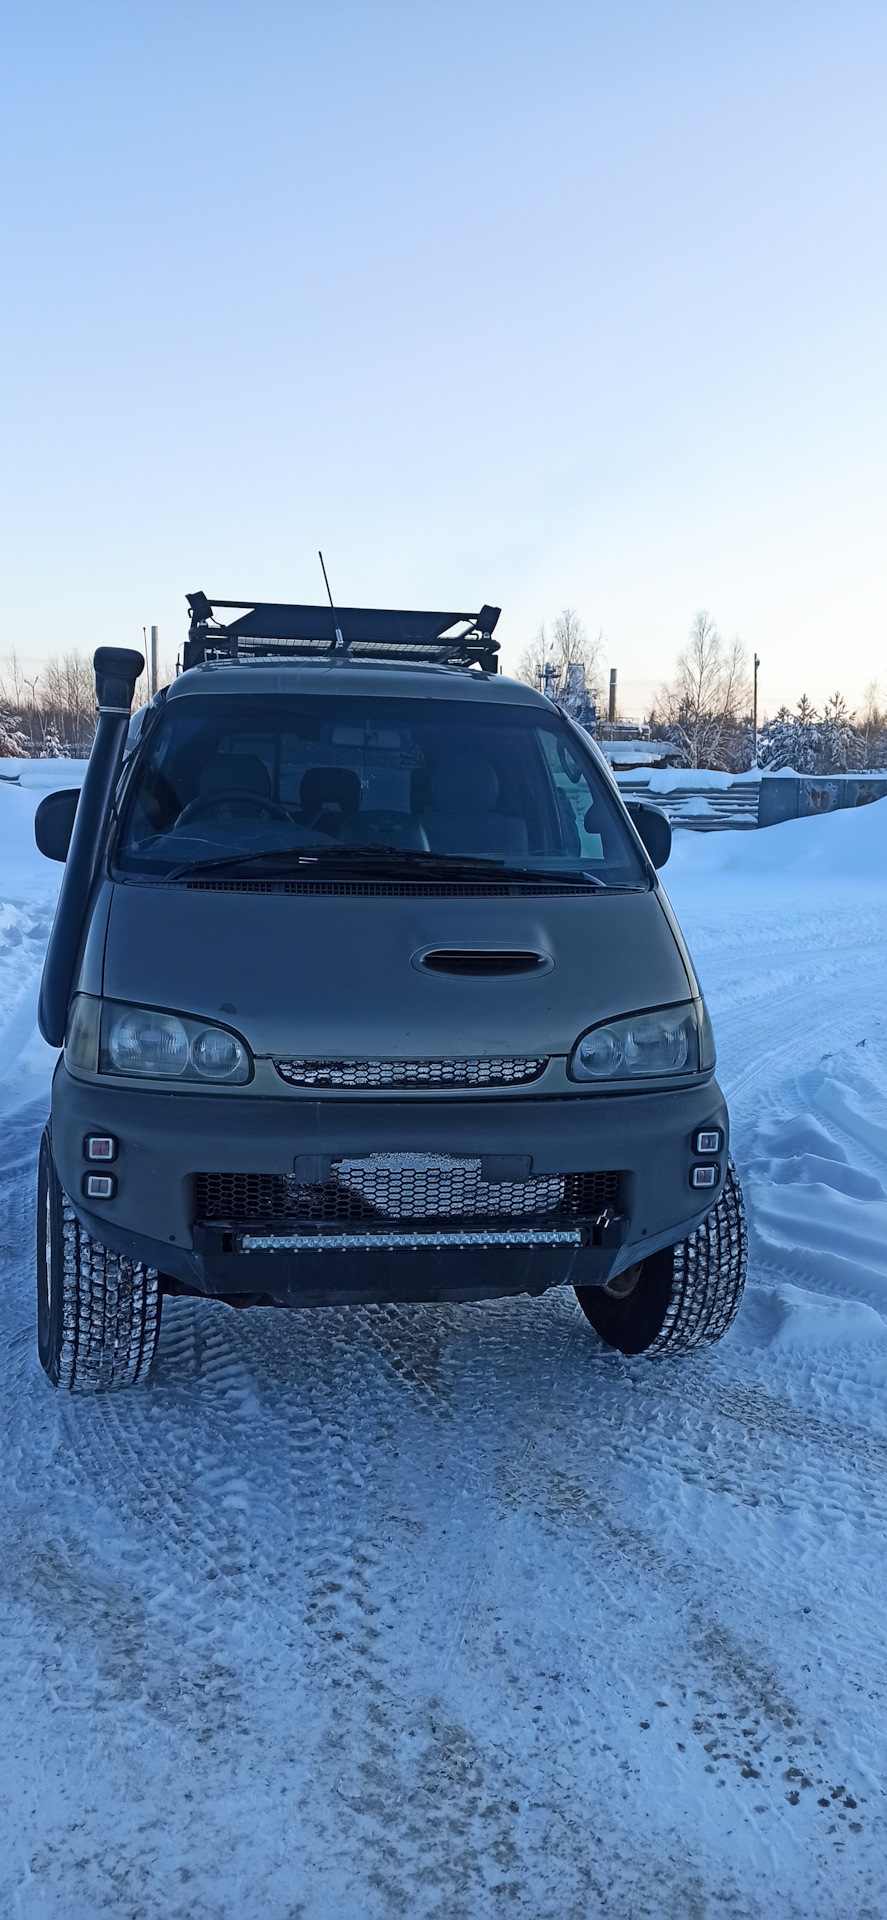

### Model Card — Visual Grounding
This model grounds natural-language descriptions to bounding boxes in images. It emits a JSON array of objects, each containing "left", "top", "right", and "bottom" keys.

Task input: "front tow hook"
[{"left": 586, "top": 1207, "right": 627, "bottom": 1249}]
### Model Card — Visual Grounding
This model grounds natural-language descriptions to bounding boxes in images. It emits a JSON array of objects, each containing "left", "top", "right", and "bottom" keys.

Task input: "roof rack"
[{"left": 183, "top": 594, "right": 501, "bottom": 672}]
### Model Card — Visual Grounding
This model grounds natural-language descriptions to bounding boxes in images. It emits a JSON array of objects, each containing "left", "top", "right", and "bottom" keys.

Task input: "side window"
[{"left": 538, "top": 730, "right": 605, "bottom": 860}]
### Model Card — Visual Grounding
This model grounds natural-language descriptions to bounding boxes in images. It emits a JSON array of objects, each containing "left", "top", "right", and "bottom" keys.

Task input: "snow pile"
[
  {"left": 667, "top": 789, "right": 887, "bottom": 881},
  {"left": 748, "top": 1087, "right": 887, "bottom": 1339},
  {"left": 627, "top": 766, "right": 762, "bottom": 792},
  {"left": 0, "top": 755, "right": 89, "bottom": 791},
  {"left": 0, "top": 778, "right": 68, "bottom": 1098},
  {"left": 665, "top": 795, "right": 887, "bottom": 1367}
]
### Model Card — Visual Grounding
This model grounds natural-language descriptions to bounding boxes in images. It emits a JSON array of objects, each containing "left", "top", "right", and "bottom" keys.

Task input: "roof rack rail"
[{"left": 183, "top": 595, "right": 501, "bottom": 672}]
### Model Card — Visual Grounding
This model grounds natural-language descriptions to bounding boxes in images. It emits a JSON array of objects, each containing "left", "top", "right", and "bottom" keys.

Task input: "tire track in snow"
[{"left": 480, "top": 1334, "right": 886, "bottom": 1885}]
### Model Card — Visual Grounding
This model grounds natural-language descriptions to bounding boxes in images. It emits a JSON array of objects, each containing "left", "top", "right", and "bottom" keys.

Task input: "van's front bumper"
[{"left": 51, "top": 1062, "right": 729, "bottom": 1306}]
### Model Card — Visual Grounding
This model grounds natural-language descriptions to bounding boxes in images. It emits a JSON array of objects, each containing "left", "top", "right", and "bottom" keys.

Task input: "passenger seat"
[{"left": 421, "top": 751, "right": 528, "bottom": 857}]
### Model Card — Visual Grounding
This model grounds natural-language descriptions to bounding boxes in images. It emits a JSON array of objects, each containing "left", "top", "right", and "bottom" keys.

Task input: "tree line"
[
  {"left": 650, "top": 610, "right": 887, "bottom": 772},
  {"left": 0, "top": 650, "right": 168, "bottom": 758},
  {"left": 517, "top": 606, "right": 887, "bottom": 774},
  {"left": 2, "top": 625, "right": 885, "bottom": 776}
]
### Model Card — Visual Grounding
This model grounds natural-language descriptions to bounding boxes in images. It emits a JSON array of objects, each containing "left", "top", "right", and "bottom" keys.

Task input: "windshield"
[{"left": 112, "top": 692, "right": 647, "bottom": 886}]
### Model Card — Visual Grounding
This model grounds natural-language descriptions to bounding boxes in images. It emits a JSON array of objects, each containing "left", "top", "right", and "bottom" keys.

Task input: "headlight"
[
  {"left": 64, "top": 995, "right": 252, "bottom": 1083},
  {"left": 569, "top": 1001, "right": 711, "bottom": 1081},
  {"left": 108, "top": 1008, "right": 191, "bottom": 1077}
]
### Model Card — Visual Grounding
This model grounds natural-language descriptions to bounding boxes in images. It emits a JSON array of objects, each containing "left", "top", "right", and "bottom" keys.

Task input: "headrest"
[
  {"left": 200, "top": 753, "right": 271, "bottom": 798},
  {"left": 430, "top": 751, "right": 499, "bottom": 815},
  {"left": 300, "top": 766, "right": 362, "bottom": 816}
]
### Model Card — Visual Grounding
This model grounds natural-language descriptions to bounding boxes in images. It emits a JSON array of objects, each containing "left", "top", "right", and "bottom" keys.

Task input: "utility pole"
[
  {"left": 753, "top": 654, "right": 760, "bottom": 765},
  {"left": 150, "top": 626, "right": 158, "bottom": 699},
  {"left": 608, "top": 668, "right": 617, "bottom": 724}
]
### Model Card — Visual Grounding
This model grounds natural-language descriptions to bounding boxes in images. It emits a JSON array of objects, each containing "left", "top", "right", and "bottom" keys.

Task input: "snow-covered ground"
[{"left": 2, "top": 768, "right": 887, "bottom": 1919}]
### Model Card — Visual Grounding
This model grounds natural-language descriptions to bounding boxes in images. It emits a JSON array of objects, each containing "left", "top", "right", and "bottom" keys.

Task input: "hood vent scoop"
[{"left": 415, "top": 948, "right": 552, "bottom": 978}]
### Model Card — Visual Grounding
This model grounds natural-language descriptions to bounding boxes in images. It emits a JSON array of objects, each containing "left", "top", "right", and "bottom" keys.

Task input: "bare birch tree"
[
  {"left": 654, "top": 611, "right": 750, "bottom": 769},
  {"left": 41, "top": 652, "right": 97, "bottom": 753},
  {"left": 858, "top": 681, "right": 887, "bottom": 769}
]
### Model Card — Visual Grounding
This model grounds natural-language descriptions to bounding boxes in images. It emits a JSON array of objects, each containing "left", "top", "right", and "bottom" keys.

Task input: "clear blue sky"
[{"left": 1, "top": 0, "right": 885, "bottom": 716}]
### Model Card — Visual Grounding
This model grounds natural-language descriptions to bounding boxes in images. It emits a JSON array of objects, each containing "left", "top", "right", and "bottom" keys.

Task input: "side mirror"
[
  {"left": 625, "top": 799, "right": 672, "bottom": 869},
  {"left": 34, "top": 788, "right": 81, "bottom": 863}
]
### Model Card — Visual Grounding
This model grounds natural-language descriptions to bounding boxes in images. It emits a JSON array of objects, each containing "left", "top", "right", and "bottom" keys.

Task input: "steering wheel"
[
  {"left": 338, "top": 811, "right": 430, "bottom": 849},
  {"left": 176, "top": 791, "right": 292, "bottom": 829}
]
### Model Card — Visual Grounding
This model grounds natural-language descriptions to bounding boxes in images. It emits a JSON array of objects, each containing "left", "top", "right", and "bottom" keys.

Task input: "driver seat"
[{"left": 199, "top": 754, "right": 273, "bottom": 799}]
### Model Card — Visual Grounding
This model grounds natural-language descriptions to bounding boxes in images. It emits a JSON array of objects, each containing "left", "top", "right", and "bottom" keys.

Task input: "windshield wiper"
[
  {"left": 291, "top": 849, "right": 648, "bottom": 889},
  {"left": 161, "top": 846, "right": 522, "bottom": 882},
  {"left": 160, "top": 844, "right": 326, "bottom": 881},
  {"left": 158, "top": 844, "right": 647, "bottom": 888}
]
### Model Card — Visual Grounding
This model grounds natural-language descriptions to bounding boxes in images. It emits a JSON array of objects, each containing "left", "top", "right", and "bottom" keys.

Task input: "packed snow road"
[{"left": 2, "top": 770, "right": 887, "bottom": 1919}]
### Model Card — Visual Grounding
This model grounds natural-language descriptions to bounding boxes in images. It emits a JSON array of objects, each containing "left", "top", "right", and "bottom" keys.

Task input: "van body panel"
[
  {"left": 76, "top": 878, "right": 114, "bottom": 998},
  {"left": 163, "top": 659, "right": 552, "bottom": 710},
  {"left": 102, "top": 883, "right": 693, "bottom": 1058},
  {"left": 51, "top": 1058, "right": 728, "bottom": 1300}
]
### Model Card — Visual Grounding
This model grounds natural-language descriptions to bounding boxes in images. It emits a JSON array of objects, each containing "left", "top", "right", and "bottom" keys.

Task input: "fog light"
[
  {"left": 85, "top": 1134, "right": 118, "bottom": 1162},
  {"left": 694, "top": 1129, "right": 722, "bottom": 1154},
  {"left": 83, "top": 1173, "right": 117, "bottom": 1200},
  {"left": 691, "top": 1164, "right": 718, "bottom": 1189}
]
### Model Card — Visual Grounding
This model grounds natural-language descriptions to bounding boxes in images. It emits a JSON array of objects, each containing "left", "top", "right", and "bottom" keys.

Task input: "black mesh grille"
[
  {"left": 194, "top": 1157, "right": 619, "bottom": 1227},
  {"left": 272, "top": 1056, "right": 548, "bottom": 1090}
]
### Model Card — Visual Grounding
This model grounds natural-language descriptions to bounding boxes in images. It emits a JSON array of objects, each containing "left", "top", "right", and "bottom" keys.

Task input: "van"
[{"left": 34, "top": 596, "right": 746, "bottom": 1390}]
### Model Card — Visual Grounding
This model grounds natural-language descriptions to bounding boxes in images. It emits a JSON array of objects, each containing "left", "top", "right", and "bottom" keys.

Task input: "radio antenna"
[{"left": 318, "top": 550, "right": 345, "bottom": 650}]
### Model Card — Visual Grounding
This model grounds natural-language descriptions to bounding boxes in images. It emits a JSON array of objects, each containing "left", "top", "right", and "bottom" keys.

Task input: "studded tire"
[
  {"left": 37, "top": 1126, "right": 161, "bottom": 1391},
  {"left": 574, "top": 1156, "right": 747, "bottom": 1358}
]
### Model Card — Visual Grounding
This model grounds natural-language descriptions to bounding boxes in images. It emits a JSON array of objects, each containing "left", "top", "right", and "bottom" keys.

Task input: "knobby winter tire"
[
  {"left": 574, "top": 1156, "right": 747, "bottom": 1358},
  {"left": 37, "top": 1127, "right": 161, "bottom": 1391}
]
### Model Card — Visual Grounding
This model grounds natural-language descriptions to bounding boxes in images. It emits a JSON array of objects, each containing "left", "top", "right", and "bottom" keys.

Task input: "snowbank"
[
  {"left": 667, "top": 790, "right": 887, "bottom": 883},
  {"left": 664, "top": 793, "right": 887, "bottom": 1371},
  {"left": 0, "top": 779, "right": 70, "bottom": 906},
  {"left": 622, "top": 766, "right": 762, "bottom": 792},
  {"left": 0, "top": 754, "right": 88, "bottom": 791},
  {"left": 0, "top": 780, "right": 67, "bottom": 1094}
]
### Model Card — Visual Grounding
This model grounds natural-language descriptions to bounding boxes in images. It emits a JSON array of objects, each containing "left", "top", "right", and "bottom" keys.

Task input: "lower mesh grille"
[
  {"left": 271, "top": 1055, "right": 548, "bottom": 1089},
  {"left": 194, "top": 1156, "right": 619, "bottom": 1227}
]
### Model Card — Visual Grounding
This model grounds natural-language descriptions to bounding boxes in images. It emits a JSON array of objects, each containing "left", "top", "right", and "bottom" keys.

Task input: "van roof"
[{"left": 165, "top": 655, "right": 552, "bottom": 709}]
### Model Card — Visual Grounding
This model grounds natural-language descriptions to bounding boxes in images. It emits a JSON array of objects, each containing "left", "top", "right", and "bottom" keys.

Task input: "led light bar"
[{"left": 241, "top": 1226, "right": 584, "bottom": 1253}]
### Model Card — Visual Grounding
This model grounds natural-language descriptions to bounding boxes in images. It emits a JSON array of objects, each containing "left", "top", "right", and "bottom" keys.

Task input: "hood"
[{"left": 102, "top": 883, "right": 693, "bottom": 1059}]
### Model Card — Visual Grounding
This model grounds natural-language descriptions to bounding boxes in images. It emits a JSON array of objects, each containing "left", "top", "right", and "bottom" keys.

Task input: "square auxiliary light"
[
  {"left": 690, "top": 1164, "right": 718, "bottom": 1190},
  {"left": 85, "top": 1134, "right": 118, "bottom": 1162},
  {"left": 83, "top": 1173, "right": 117, "bottom": 1200},
  {"left": 694, "top": 1129, "right": 722, "bottom": 1155}
]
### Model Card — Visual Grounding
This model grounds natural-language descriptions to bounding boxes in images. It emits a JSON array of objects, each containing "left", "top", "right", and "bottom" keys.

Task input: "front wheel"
[
  {"left": 37, "top": 1127, "right": 161, "bottom": 1391},
  {"left": 575, "top": 1157, "right": 747, "bottom": 1357}
]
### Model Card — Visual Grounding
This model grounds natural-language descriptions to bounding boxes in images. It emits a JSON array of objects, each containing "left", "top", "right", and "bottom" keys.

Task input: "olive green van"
[{"left": 33, "top": 598, "right": 746, "bottom": 1390}]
